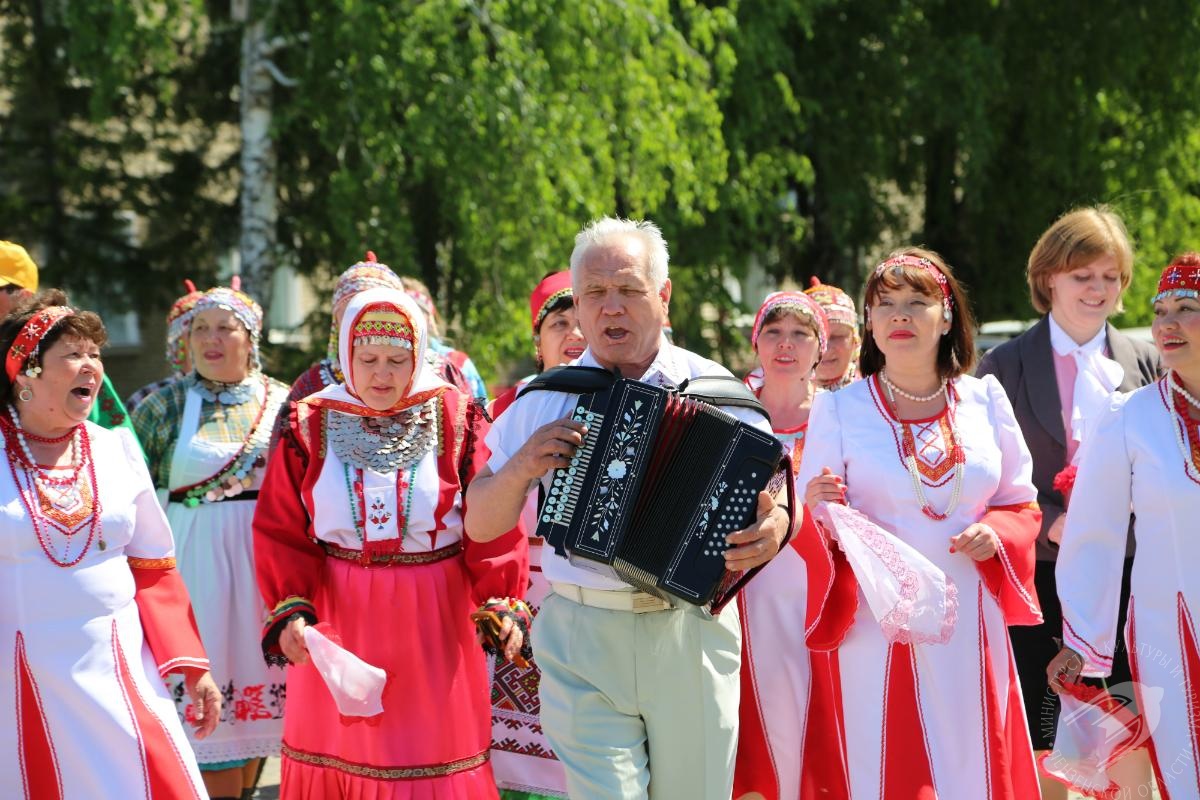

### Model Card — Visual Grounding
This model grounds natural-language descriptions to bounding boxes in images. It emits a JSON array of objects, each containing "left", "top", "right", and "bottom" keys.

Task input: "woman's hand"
[
  {"left": 280, "top": 616, "right": 310, "bottom": 665},
  {"left": 494, "top": 614, "right": 526, "bottom": 664},
  {"left": 805, "top": 466, "right": 846, "bottom": 509},
  {"left": 184, "top": 670, "right": 222, "bottom": 740},
  {"left": 1047, "top": 514, "right": 1067, "bottom": 545},
  {"left": 1047, "top": 646, "right": 1085, "bottom": 693},
  {"left": 950, "top": 523, "right": 999, "bottom": 561}
]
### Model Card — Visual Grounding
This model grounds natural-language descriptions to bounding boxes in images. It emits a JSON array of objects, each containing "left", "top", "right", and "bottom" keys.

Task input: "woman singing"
[{"left": 0, "top": 291, "right": 220, "bottom": 798}]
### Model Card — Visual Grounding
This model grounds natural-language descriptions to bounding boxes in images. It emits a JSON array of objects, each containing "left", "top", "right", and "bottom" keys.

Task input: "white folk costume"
[
  {"left": 796, "top": 372, "right": 1043, "bottom": 799},
  {"left": 486, "top": 270, "right": 572, "bottom": 800},
  {"left": 0, "top": 306, "right": 209, "bottom": 799},
  {"left": 736, "top": 291, "right": 850, "bottom": 799},
  {"left": 253, "top": 289, "right": 528, "bottom": 799},
  {"left": 132, "top": 287, "right": 289, "bottom": 767},
  {"left": 1055, "top": 261, "right": 1200, "bottom": 799}
]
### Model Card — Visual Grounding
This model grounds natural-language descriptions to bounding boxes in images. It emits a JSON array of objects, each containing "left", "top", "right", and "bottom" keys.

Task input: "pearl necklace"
[
  {"left": 877, "top": 378, "right": 965, "bottom": 520},
  {"left": 880, "top": 370, "right": 947, "bottom": 403}
]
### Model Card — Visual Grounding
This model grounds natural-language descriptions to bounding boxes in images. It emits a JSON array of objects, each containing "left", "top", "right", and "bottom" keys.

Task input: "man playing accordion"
[{"left": 466, "top": 217, "right": 790, "bottom": 799}]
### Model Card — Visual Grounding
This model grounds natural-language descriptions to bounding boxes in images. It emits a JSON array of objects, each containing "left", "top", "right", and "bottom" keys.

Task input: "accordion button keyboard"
[{"left": 540, "top": 407, "right": 605, "bottom": 527}]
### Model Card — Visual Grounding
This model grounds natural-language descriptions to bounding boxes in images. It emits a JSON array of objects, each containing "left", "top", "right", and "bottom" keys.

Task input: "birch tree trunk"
[{"left": 236, "top": 0, "right": 277, "bottom": 310}]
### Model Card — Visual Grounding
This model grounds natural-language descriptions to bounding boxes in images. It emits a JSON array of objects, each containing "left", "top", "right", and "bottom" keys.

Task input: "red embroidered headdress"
[
  {"left": 5, "top": 306, "right": 75, "bottom": 382},
  {"left": 1154, "top": 252, "right": 1200, "bottom": 303}
]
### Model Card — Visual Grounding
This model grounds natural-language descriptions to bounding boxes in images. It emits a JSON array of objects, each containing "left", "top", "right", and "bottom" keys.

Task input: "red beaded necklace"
[{"left": 2, "top": 412, "right": 104, "bottom": 567}]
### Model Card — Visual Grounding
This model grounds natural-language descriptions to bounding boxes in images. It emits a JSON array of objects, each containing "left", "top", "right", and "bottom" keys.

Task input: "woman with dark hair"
[
  {"left": 132, "top": 285, "right": 290, "bottom": 800},
  {"left": 977, "top": 206, "right": 1158, "bottom": 799},
  {"left": 1047, "top": 253, "right": 1200, "bottom": 799},
  {"left": 0, "top": 290, "right": 220, "bottom": 798},
  {"left": 488, "top": 270, "right": 581, "bottom": 799},
  {"left": 800, "top": 249, "right": 1044, "bottom": 798}
]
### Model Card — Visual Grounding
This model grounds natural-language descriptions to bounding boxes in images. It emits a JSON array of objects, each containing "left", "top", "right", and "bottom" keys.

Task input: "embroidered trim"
[
  {"left": 992, "top": 539, "right": 1042, "bottom": 622},
  {"left": 320, "top": 540, "right": 462, "bottom": 566},
  {"left": 822, "top": 503, "right": 959, "bottom": 645},
  {"left": 281, "top": 743, "right": 488, "bottom": 779},
  {"left": 128, "top": 556, "right": 177, "bottom": 570},
  {"left": 264, "top": 596, "right": 316, "bottom": 628},
  {"left": 157, "top": 656, "right": 211, "bottom": 677},
  {"left": 986, "top": 501, "right": 1040, "bottom": 513},
  {"left": 1062, "top": 617, "right": 1114, "bottom": 667}
]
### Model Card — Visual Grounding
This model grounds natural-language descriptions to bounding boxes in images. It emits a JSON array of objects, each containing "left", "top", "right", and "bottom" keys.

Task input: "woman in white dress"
[
  {"left": 132, "top": 284, "right": 289, "bottom": 800},
  {"left": 1048, "top": 253, "right": 1200, "bottom": 799},
  {"left": 0, "top": 290, "right": 220, "bottom": 799},
  {"left": 801, "top": 249, "right": 1044, "bottom": 799}
]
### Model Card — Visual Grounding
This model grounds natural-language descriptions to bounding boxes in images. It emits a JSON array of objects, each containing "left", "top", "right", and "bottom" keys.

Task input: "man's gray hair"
[{"left": 569, "top": 217, "right": 670, "bottom": 290}]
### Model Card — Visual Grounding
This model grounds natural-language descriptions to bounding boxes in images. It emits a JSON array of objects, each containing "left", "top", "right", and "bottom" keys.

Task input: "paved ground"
[{"left": 253, "top": 757, "right": 280, "bottom": 799}]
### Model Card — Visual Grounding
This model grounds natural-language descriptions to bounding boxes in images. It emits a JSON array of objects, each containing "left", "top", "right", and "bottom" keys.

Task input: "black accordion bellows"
[{"left": 536, "top": 378, "right": 786, "bottom": 609}]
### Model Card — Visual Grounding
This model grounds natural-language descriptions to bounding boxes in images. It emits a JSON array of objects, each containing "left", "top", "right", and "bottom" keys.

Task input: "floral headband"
[
  {"left": 751, "top": 291, "right": 829, "bottom": 356},
  {"left": 530, "top": 271, "right": 573, "bottom": 334},
  {"left": 352, "top": 303, "right": 415, "bottom": 351},
  {"left": 804, "top": 276, "right": 858, "bottom": 329},
  {"left": 165, "top": 279, "right": 203, "bottom": 375},
  {"left": 1153, "top": 255, "right": 1200, "bottom": 303},
  {"left": 6, "top": 306, "right": 75, "bottom": 382},
  {"left": 873, "top": 254, "right": 953, "bottom": 320}
]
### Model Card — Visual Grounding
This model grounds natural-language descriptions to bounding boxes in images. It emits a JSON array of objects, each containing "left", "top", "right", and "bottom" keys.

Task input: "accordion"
[{"left": 534, "top": 373, "right": 788, "bottom": 610}]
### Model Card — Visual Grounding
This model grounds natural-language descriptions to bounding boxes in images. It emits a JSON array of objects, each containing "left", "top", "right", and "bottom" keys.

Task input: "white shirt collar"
[
  {"left": 576, "top": 334, "right": 685, "bottom": 388},
  {"left": 1047, "top": 313, "right": 1107, "bottom": 358}
]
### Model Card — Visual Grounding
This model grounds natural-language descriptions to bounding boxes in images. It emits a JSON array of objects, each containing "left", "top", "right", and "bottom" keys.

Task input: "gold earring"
[{"left": 18, "top": 386, "right": 33, "bottom": 402}]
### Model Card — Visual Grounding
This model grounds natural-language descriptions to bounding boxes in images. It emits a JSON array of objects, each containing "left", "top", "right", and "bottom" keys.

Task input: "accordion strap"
[
  {"left": 518, "top": 365, "right": 617, "bottom": 398},
  {"left": 677, "top": 375, "right": 770, "bottom": 423},
  {"left": 519, "top": 367, "right": 771, "bottom": 423}
]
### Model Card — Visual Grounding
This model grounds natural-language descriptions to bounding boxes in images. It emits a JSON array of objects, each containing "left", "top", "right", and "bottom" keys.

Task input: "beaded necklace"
[
  {"left": 341, "top": 461, "right": 421, "bottom": 559},
  {"left": 871, "top": 375, "right": 965, "bottom": 521},
  {"left": 1166, "top": 373, "right": 1200, "bottom": 486},
  {"left": 3, "top": 409, "right": 105, "bottom": 565},
  {"left": 193, "top": 374, "right": 258, "bottom": 405},
  {"left": 173, "top": 375, "right": 272, "bottom": 507}
]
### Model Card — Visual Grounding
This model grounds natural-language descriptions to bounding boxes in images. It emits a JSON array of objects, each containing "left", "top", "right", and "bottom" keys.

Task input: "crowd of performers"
[{"left": 0, "top": 202, "right": 1198, "bottom": 800}]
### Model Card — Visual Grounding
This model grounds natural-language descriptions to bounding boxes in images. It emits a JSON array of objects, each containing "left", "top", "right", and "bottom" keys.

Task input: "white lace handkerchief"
[{"left": 813, "top": 501, "right": 959, "bottom": 645}]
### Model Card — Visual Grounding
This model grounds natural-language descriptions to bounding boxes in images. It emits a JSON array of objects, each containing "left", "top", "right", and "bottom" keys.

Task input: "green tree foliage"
[
  {"left": 0, "top": 0, "right": 239, "bottom": 309},
  {"left": 3, "top": 0, "right": 1198, "bottom": 385},
  {"left": 268, "top": 0, "right": 736, "bottom": 380}
]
